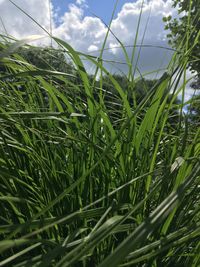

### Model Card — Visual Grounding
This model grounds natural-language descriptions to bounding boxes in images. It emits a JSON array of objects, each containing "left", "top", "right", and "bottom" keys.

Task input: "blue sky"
[{"left": 52, "top": 0, "right": 130, "bottom": 25}]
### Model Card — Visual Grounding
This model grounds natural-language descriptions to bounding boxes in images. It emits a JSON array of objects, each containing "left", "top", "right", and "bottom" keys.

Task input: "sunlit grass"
[{"left": 0, "top": 0, "right": 199, "bottom": 266}]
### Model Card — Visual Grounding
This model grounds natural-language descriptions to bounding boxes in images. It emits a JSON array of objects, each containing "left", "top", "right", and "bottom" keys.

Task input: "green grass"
[{"left": 0, "top": 1, "right": 200, "bottom": 266}]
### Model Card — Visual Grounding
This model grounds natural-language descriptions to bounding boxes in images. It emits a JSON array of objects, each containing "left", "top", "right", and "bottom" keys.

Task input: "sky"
[
  {"left": 52, "top": 0, "right": 130, "bottom": 25},
  {"left": 0, "top": 0, "right": 195, "bottom": 99}
]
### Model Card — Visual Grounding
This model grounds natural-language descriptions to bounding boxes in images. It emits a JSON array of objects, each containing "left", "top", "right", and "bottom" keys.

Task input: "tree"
[
  {"left": 163, "top": 0, "right": 200, "bottom": 124},
  {"left": 16, "top": 46, "right": 74, "bottom": 74},
  {"left": 163, "top": 0, "right": 200, "bottom": 81},
  {"left": 0, "top": 43, "right": 75, "bottom": 75},
  {"left": 188, "top": 94, "right": 200, "bottom": 124}
]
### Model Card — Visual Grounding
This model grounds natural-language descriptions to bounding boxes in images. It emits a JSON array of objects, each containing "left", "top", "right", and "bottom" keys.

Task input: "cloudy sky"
[{"left": 0, "top": 0, "right": 184, "bottom": 79}]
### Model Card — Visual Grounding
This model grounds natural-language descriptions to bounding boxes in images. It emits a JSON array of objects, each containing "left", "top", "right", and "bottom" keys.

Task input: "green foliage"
[
  {"left": 188, "top": 94, "right": 200, "bottom": 123},
  {"left": 0, "top": 43, "right": 74, "bottom": 75},
  {"left": 163, "top": 0, "right": 200, "bottom": 79},
  {"left": 17, "top": 46, "right": 74, "bottom": 74},
  {"left": 0, "top": 35, "right": 199, "bottom": 266},
  {"left": 0, "top": 0, "right": 199, "bottom": 265}
]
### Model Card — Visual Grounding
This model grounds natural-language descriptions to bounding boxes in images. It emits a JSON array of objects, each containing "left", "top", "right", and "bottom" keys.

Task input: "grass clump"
[{"left": 0, "top": 3, "right": 200, "bottom": 267}]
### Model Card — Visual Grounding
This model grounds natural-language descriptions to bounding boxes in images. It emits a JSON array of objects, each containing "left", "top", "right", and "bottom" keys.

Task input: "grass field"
[{"left": 0, "top": 1, "right": 200, "bottom": 266}]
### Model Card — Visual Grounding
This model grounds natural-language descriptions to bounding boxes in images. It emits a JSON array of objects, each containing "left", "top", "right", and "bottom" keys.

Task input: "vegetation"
[
  {"left": 163, "top": 0, "right": 200, "bottom": 133},
  {"left": 163, "top": 0, "right": 200, "bottom": 80},
  {"left": 0, "top": 1, "right": 199, "bottom": 266},
  {"left": 16, "top": 46, "right": 74, "bottom": 74}
]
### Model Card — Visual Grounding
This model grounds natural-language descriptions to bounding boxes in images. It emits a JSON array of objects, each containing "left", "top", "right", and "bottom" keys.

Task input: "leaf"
[
  {"left": 0, "top": 35, "right": 45, "bottom": 59},
  {"left": 171, "top": 156, "right": 185, "bottom": 173}
]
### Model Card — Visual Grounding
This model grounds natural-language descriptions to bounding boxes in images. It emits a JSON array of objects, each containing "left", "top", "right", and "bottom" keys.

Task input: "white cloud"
[
  {"left": 88, "top": 45, "right": 98, "bottom": 52},
  {"left": 0, "top": 0, "right": 179, "bottom": 75},
  {"left": 54, "top": 4, "right": 106, "bottom": 52},
  {"left": 76, "top": 0, "right": 86, "bottom": 5},
  {"left": 52, "top": 0, "right": 178, "bottom": 75},
  {"left": 109, "top": 43, "right": 119, "bottom": 55},
  {"left": 75, "top": 0, "right": 88, "bottom": 10},
  {"left": 110, "top": 0, "right": 176, "bottom": 44},
  {"left": 0, "top": 0, "right": 51, "bottom": 38}
]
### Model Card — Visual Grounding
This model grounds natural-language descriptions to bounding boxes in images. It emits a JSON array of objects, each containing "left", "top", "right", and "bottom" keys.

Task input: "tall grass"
[{"left": 0, "top": 1, "right": 200, "bottom": 266}]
